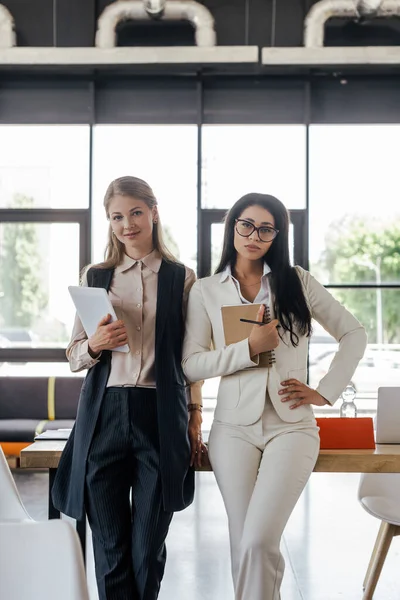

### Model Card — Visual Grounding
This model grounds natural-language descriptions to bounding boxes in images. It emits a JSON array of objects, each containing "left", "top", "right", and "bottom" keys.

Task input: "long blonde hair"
[{"left": 95, "top": 176, "right": 178, "bottom": 270}]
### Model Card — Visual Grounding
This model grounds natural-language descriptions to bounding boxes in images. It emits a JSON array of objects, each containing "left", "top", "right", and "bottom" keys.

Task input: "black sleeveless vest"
[{"left": 52, "top": 260, "right": 194, "bottom": 520}]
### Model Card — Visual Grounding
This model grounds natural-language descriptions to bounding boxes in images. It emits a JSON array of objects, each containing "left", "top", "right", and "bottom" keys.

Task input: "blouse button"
[
  {"left": 136, "top": 326, "right": 141, "bottom": 331},
  {"left": 136, "top": 303, "right": 141, "bottom": 308},
  {"left": 135, "top": 350, "right": 140, "bottom": 355}
]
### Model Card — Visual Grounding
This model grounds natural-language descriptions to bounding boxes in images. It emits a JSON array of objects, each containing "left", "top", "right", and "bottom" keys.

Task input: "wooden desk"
[
  {"left": 20, "top": 441, "right": 400, "bottom": 560},
  {"left": 20, "top": 439, "right": 400, "bottom": 473}
]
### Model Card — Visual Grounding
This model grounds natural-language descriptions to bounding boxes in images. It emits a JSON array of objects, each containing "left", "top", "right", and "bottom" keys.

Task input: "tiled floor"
[{"left": 13, "top": 468, "right": 400, "bottom": 600}]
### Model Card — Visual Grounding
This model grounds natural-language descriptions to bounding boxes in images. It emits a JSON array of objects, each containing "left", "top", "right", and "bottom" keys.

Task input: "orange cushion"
[
  {"left": 316, "top": 417, "right": 375, "bottom": 449},
  {"left": 0, "top": 442, "right": 31, "bottom": 457}
]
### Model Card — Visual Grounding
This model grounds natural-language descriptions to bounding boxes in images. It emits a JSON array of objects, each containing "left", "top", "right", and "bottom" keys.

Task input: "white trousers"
[{"left": 208, "top": 397, "right": 320, "bottom": 600}]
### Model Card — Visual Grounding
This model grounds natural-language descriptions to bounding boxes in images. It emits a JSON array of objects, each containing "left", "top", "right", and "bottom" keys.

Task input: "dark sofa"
[{"left": 0, "top": 376, "right": 84, "bottom": 459}]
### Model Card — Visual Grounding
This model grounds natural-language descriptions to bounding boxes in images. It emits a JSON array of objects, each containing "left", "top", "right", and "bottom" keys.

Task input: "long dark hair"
[{"left": 215, "top": 193, "right": 312, "bottom": 347}]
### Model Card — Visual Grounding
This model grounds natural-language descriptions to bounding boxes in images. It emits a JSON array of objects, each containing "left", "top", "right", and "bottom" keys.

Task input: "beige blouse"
[{"left": 66, "top": 250, "right": 202, "bottom": 402}]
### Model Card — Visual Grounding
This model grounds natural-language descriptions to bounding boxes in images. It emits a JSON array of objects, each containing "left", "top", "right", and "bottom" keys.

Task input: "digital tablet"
[{"left": 68, "top": 286, "right": 129, "bottom": 353}]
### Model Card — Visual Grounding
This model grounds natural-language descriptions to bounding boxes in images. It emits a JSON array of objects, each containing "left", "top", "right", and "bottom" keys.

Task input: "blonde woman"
[{"left": 52, "top": 176, "right": 204, "bottom": 600}]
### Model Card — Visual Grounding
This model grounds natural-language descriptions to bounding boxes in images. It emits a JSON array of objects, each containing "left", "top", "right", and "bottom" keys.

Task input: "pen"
[
  {"left": 240, "top": 318, "right": 280, "bottom": 328},
  {"left": 240, "top": 318, "right": 265, "bottom": 326}
]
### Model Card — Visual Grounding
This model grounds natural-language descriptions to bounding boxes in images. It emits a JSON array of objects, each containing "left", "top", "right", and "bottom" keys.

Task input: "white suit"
[{"left": 182, "top": 266, "right": 367, "bottom": 599}]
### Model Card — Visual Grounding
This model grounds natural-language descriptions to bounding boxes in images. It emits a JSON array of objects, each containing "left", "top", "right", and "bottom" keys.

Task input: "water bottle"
[{"left": 340, "top": 385, "right": 357, "bottom": 418}]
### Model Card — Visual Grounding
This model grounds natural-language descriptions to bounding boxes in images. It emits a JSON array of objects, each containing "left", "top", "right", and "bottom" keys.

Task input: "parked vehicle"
[
  {"left": 309, "top": 346, "right": 400, "bottom": 396},
  {"left": 0, "top": 327, "right": 37, "bottom": 347}
]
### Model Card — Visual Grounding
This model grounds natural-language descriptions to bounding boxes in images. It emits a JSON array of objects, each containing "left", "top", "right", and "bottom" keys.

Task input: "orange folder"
[{"left": 316, "top": 417, "right": 376, "bottom": 449}]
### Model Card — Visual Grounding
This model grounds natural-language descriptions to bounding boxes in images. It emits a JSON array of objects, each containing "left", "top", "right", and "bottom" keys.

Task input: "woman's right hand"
[
  {"left": 88, "top": 314, "right": 129, "bottom": 356},
  {"left": 248, "top": 305, "right": 280, "bottom": 357}
]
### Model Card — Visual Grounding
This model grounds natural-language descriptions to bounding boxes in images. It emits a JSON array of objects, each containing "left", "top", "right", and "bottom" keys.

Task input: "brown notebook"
[{"left": 221, "top": 303, "right": 276, "bottom": 368}]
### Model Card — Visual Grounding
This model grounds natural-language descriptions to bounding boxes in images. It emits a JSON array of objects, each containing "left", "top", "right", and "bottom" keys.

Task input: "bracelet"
[{"left": 188, "top": 403, "right": 203, "bottom": 413}]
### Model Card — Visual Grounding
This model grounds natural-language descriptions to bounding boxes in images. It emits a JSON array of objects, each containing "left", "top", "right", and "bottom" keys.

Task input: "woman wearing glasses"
[{"left": 182, "top": 193, "right": 367, "bottom": 600}]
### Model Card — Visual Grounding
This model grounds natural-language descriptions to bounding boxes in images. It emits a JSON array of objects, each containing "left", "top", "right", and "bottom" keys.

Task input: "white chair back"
[
  {"left": 358, "top": 473, "right": 400, "bottom": 526},
  {"left": 0, "top": 445, "right": 32, "bottom": 521},
  {"left": 0, "top": 520, "right": 90, "bottom": 600}
]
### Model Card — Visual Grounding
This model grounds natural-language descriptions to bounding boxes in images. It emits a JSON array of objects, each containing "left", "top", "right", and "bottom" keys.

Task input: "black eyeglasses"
[{"left": 235, "top": 219, "right": 279, "bottom": 243}]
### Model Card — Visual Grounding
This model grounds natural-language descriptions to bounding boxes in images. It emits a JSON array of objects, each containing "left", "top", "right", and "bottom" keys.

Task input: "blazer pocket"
[
  {"left": 287, "top": 367, "right": 307, "bottom": 384},
  {"left": 216, "top": 374, "right": 240, "bottom": 410}
]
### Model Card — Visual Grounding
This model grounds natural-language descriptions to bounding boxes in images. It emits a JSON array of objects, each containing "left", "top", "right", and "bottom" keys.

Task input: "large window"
[
  {"left": 0, "top": 222, "right": 80, "bottom": 347},
  {"left": 92, "top": 126, "right": 198, "bottom": 270},
  {"left": 0, "top": 126, "right": 91, "bottom": 364},
  {"left": 200, "top": 125, "right": 306, "bottom": 407},
  {"left": 0, "top": 107, "right": 398, "bottom": 412},
  {"left": 201, "top": 125, "right": 307, "bottom": 209},
  {"left": 309, "top": 125, "right": 400, "bottom": 411},
  {"left": 0, "top": 126, "right": 90, "bottom": 209}
]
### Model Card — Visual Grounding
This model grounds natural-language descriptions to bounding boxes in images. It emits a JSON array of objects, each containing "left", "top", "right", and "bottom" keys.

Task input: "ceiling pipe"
[
  {"left": 95, "top": 0, "right": 217, "bottom": 48},
  {"left": 356, "top": 0, "right": 384, "bottom": 16},
  {"left": 0, "top": 4, "right": 16, "bottom": 48},
  {"left": 304, "top": 0, "right": 400, "bottom": 47},
  {"left": 144, "top": 0, "right": 167, "bottom": 18}
]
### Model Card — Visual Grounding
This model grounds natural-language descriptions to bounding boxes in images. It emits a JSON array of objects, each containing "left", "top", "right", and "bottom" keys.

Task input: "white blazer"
[{"left": 182, "top": 266, "right": 367, "bottom": 425}]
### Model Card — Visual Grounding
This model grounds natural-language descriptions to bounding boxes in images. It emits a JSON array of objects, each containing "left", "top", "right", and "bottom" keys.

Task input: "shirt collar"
[
  {"left": 219, "top": 262, "right": 271, "bottom": 283},
  {"left": 115, "top": 249, "right": 162, "bottom": 274}
]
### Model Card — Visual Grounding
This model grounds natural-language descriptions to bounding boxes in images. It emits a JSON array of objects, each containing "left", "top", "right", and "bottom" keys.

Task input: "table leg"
[
  {"left": 48, "top": 468, "right": 60, "bottom": 519},
  {"left": 76, "top": 517, "right": 87, "bottom": 565}
]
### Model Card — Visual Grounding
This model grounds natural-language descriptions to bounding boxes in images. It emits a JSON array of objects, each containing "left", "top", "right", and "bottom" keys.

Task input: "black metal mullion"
[
  {"left": 88, "top": 80, "right": 95, "bottom": 263},
  {"left": 199, "top": 209, "right": 226, "bottom": 278},
  {"left": 0, "top": 348, "right": 67, "bottom": 362},
  {"left": 79, "top": 212, "right": 91, "bottom": 273},
  {"left": 196, "top": 77, "right": 203, "bottom": 278},
  {"left": 200, "top": 214, "right": 212, "bottom": 279},
  {"left": 289, "top": 210, "right": 307, "bottom": 269},
  {"left": 325, "top": 284, "right": 400, "bottom": 290},
  {"left": 0, "top": 208, "right": 88, "bottom": 222},
  {"left": 202, "top": 209, "right": 226, "bottom": 221},
  {"left": 304, "top": 92, "right": 310, "bottom": 272}
]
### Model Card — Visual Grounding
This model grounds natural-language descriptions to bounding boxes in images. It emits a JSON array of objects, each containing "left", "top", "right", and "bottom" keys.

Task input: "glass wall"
[
  {"left": 1, "top": 117, "right": 399, "bottom": 412},
  {"left": 0, "top": 222, "right": 80, "bottom": 347},
  {"left": 92, "top": 126, "right": 197, "bottom": 270},
  {"left": 202, "top": 125, "right": 307, "bottom": 209},
  {"left": 309, "top": 125, "right": 400, "bottom": 411},
  {"left": 0, "top": 126, "right": 90, "bottom": 209},
  {"left": 0, "top": 125, "right": 90, "bottom": 375}
]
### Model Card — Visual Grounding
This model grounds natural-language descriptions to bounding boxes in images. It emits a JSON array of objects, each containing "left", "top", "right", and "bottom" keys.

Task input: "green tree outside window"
[
  {"left": 316, "top": 216, "right": 400, "bottom": 344},
  {"left": 0, "top": 194, "right": 47, "bottom": 331}
]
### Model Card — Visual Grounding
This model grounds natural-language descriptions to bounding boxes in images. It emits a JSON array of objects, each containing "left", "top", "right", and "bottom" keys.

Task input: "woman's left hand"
[
  {"left": 279, "top": 378, "right": 329, "bottom": 409},
  {"left": 188, "top": 410, "right": 208, "bottom": 467}
]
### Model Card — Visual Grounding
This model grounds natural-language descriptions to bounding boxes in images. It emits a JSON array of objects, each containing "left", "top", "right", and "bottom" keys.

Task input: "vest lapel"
[
  {"left": 155, "top": 261, "right": 174, "bottom": 356},
  {"left": 87, "top": 267, "right": 114, "bottom": 290}
]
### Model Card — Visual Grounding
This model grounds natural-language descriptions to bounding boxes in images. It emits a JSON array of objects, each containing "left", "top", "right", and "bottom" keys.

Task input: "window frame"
[{"left": 0, "top": 208, "right": 91, "bottom": 363}]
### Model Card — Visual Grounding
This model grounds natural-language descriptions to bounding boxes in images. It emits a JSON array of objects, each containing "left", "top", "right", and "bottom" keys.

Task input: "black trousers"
[{"left": 85, "top": 387, "right": 173, "bottom": 600}]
